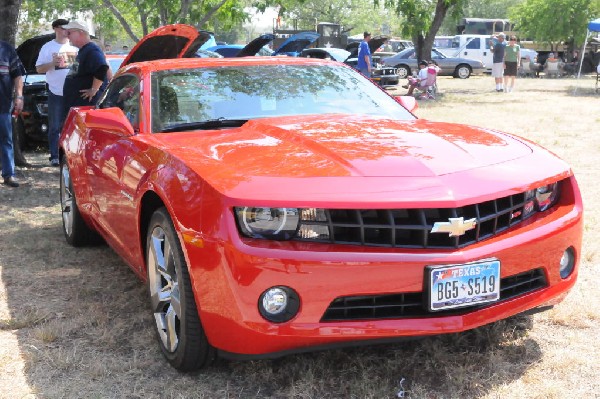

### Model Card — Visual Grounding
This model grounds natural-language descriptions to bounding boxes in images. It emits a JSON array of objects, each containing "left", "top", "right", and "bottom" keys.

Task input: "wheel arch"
[{"left": 139, "top": 190, "right": 167, "bottom": 272}]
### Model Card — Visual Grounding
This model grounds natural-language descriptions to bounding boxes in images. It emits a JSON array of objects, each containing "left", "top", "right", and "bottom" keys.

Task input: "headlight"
[
  {"left": 523, "top": 182, "right": 560, "bottom": 217},
  {"left": 36, "top": 102, "right": 48, "bottom": 115},
  {"left": 535, "top": 182, "right": 559, "bottom": 211},
  {"left": 235, "top": 207, "right": 300, "bottom": 240}
]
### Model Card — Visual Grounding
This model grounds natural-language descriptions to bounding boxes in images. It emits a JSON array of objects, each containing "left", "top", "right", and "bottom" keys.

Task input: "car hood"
[
  {"left": 272, "top": 31, "right": 320, "bottom": 56},
  {"left": 237, "top": 33, "right": 275, "bottom": 57},
  {"left": 151, "top": 115, "right": 533, "bottom": 182},
  {"left": 301, "top": 48, "right": 352, "bottom": 62},
  {"left": 17, "top": 33, "right": 54, "bottom": 74},
  {"left": 121, "top": 24, "right": 213, "bottom": 66},
  {"left": 346, "top": 36, "right": 389, "bottom": 58}
]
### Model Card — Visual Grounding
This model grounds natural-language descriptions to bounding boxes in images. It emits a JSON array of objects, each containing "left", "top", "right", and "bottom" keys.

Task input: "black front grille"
[
  {"left": 321, "top": 268, "right": 547, "bottom": 322},
  {"left": 296, "top": 191, "right": 532, "bottom": 249}
]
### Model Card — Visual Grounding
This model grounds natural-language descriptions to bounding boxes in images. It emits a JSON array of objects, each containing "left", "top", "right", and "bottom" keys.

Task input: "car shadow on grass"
[{"left": 1, "top": 150, "right": 541, "bottom": 398}]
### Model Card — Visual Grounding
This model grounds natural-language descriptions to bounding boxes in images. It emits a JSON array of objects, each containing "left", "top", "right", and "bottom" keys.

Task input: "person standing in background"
[
  {"left": 61, "top": 21, "right": 109, "bottom": 125},
  {"left": 490, "top": 32, "right": 507, "bottom": 92},
  {"left": 357, "top": 31, "right": 372, "bottom": 78},
  {"left": 0, "top": 40, "right": 25, "bottom": 187},
  {"left": 503, "top": 36, "right": 520, "bottom": 92},
  {"left": 35, "top": 18, "right": 78, "bottom": 167}
]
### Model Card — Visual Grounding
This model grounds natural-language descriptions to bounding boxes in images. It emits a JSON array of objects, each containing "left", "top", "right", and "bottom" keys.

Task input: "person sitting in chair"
[{"left": 403, "top": 60, "right": 429, "bottom": 95}]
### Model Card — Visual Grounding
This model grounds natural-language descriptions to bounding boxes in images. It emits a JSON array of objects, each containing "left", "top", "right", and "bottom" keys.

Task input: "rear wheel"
[
  {"left": 146, "top": 208, "right": 215, "bottom": 371},
  {"left": 395, "top": 65, "right": 411, "bottom": 79},
  {"left": 454, "top": 64, "right": 472, "bottom": 79},
  {"left": 60, "top": 158, "right": 102, "bottom": 246}
]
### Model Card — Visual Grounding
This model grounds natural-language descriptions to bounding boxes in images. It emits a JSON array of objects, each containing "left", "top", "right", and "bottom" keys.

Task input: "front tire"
[
  {"left": 146, "top": 208, "right": 215, "bottom": 371},
  {"left": 395, "top": 65, "right": 411, "bottom": 79},
  {"left": 454, "top": 64, "right": 472, "bottom": 79},
  {"left": 60, "top": 158, "right": 102, "bottom": 246}
]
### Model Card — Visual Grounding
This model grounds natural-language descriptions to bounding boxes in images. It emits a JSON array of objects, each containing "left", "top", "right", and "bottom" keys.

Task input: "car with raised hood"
[
  {"left": 14, "top": 35, "right": 126, "bottom": 151},
  {"left": 207, "top": 31, "right": 320, "bottom": 58},
  {"left": 59, "top": 23, "right": 582, "bottom": 371},
  {"left": 302, "top": 36, "right": 400, "bottom": 87},
  {"left": 14, "top": 33, "right": 53, "bottom": 149},
  {"left": 382, "top": 47, "right": 486, "bottom": 79}
]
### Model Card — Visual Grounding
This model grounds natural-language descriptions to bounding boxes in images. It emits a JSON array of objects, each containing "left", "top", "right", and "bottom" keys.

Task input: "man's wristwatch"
[{"left": 15, "top": 96, "right": 23, "bottom": 100}]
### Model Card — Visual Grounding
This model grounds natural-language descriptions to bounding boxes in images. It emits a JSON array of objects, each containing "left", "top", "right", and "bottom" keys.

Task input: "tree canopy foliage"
[
  {"left": 378, "top": 0, "right": 468, "bottom": 61},
  {"left": 510, "top": 0, "right": 600, "bottom": 46},
  {"left": 19, "top": 0, "right": 248, "bottom": 45}
]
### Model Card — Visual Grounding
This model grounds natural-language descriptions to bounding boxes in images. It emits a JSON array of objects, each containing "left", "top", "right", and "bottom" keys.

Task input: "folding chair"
[{"left": 415, "top": 66, "right": 438, "bottom": 99}]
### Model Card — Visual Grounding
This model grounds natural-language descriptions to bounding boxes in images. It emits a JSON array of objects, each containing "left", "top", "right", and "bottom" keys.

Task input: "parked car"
[
  {"left": 13, "top": 33, "right": 53, "bottom": 150},
  {"left": 207, "top": 32, "right": 320, "bottom": 58},
  {"left": 13, "top": 38, "right": 128, "bottom": 151},
  {"left": 339, "top": 35, "right": 400, "bottom": 86},
  {"left": 382, "top": 47, "right": 485, "bottom": 79},
  {"left": 301, "top": 46, "right": 399, "bottom": 87},
  {"left": 59, "top": 23, "right": 582, "bottom": 371}
]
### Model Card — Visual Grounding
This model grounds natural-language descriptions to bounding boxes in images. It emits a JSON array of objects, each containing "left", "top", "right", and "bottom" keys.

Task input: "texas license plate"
[{"left": 428, "top": 259, "right": 501, "bottom": 311}]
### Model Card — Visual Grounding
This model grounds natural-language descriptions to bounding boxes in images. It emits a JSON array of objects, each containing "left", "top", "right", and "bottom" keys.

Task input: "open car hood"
[
  {"left": 121, "top": 24, "right": 214, "bottom": 66},
  {"left": 236, "top": 33, "right": 275, "bottom": 57},
  {"left": 272, "top": 31, "right": 320, "bottom": 56},
  {"left": 346, "top": 35, "right": 389, "bottom": 58},
  {"left": 17, "top": 34, "right": 55, "bottom": 74}
]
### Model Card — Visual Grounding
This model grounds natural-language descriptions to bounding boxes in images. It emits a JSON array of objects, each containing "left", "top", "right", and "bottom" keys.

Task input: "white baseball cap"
[{"left": 62, "top": 20, "right": 89, "bottom": 34}]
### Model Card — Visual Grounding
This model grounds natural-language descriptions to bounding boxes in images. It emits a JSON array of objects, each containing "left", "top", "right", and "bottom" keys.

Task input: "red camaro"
[{"left": 59, "top": 25, "right": 583, "bottom": 371}]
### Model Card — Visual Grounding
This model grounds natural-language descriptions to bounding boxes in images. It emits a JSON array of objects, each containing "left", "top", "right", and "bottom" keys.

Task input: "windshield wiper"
[{"left": 160, "top": 118, "right": 248, "bottom": 132}]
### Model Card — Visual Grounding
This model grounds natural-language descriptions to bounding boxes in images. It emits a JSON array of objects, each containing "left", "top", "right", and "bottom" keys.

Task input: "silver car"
[{"left": 381, "top": 48, "right": 485, "bottom": 79}]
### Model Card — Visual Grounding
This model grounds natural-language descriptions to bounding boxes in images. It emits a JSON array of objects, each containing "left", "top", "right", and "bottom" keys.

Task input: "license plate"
[{"left": 428, "top": 259, "right": 500, "bottom": 311}]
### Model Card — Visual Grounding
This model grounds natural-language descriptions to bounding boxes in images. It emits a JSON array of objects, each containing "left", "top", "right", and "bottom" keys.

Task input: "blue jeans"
[
  {"left": 359, "top": 68, "right": 371, "bottom": 78},
  {"left": 48, "top": 91, "right": 65, "bottom": 161},
  {"left": 0, "top": 113, "right": 15, "bottom": 179}
]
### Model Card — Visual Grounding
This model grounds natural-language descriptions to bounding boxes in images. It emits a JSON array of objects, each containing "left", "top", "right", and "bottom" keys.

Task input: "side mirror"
[
  {"left": 394, "top": 95, "right": 418, "bottom": 113},
  {"left": 84, "top": 107, "right": 135, "bottom": 136}
]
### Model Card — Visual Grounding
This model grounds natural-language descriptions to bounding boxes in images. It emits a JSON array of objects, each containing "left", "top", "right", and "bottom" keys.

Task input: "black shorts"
[{"left": 505, "top": 61, "right": 518, "bottom": 76}]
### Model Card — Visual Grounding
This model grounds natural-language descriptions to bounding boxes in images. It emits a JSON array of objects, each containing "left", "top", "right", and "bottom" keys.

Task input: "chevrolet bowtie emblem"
[{"left": 431, "top": 217, "right": 477, "bottom": 237}]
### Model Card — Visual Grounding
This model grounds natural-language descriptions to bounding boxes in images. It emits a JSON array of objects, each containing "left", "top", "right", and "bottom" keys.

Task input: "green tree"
[
  {"left": 269, "top": 0, "right": 405, "bottom": 37},
  {"left": 380, "top": 0, "right": 468, "bottom": 61},
  {"left": 439, "top": 0, "right": 518, "bottom": 35},
  {"left": 510, "top": 0, "right": 600, "bottom": 48},
  {"left": 20, "top": 0, "right": 248, "bottom": 44}
]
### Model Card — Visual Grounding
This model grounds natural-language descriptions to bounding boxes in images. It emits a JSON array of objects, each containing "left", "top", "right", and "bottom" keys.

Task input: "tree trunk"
[{"left": 0, "top": 0, "right": 22, "bottom": 45}]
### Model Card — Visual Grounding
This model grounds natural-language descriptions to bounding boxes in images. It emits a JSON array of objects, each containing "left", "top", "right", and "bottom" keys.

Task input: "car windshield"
[{"left": 151, "top": 64, "right": 414, "bottom": 133}]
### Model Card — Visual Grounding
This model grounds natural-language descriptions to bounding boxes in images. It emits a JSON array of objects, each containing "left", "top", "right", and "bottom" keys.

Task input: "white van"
[{"left": 442, "top": 35, "right": 494, "bottom": 72}]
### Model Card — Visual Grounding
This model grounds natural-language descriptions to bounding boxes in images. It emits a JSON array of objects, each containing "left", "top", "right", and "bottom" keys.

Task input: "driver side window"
[{"left": 99, "top": 75, "right": 140, "bottom": 131}]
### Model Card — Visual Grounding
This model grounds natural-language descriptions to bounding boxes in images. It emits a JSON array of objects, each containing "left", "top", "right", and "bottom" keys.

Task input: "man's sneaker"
[
  {"left": 3, "top": 176, "right": 19, "bottom": 187},
  {"left": 50, "top": 159, "right": 60, "bottom": 167}
]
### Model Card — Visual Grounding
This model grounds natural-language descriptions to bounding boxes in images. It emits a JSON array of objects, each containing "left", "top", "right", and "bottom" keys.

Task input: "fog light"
[
  {"left": 259, "top": 286, "right": 300, "bottom": 323},
  {"left": 559, "top": 247, "right": 575, "bottom": 279},
  {"left": 41, "top": 123, "right": 48, "bottom": 132}
]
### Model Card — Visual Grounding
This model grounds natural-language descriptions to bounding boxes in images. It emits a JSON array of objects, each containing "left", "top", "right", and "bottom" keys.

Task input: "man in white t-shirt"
[{"left": 35, "top": 19, "right": 78, "bottom": 166}]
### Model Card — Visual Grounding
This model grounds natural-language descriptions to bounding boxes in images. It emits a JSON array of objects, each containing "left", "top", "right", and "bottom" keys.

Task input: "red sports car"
[{"left": 59, "top": 24, "right": 583, "bottom": 371}]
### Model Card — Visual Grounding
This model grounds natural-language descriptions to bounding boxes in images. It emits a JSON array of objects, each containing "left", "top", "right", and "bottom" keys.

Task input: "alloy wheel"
[{"left": 148, "top": 226, "right": 181, "bottom": 353}]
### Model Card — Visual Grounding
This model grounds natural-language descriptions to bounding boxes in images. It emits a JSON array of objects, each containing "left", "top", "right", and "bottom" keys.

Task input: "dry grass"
[{"left": 1, "top": 75, "right": 599, "bottom": 398}]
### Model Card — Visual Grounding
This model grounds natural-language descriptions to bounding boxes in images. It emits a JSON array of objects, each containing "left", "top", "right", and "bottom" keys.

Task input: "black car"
[
  {"left": 301, "top": 36, "right": 400, "bottom": 87},
  {"left": 14, "top": 34, "right": 53, "bottom": 151}
]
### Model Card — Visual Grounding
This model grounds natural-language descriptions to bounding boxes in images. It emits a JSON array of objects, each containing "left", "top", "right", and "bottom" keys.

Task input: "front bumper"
[{"left": 185, "top": 195, "right": 582, "bottom": 357}]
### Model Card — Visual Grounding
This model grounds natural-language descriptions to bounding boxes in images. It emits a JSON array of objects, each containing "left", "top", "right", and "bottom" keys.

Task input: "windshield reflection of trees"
[{"left": 151, "top": 65, "right": 411, "bottom": 127}]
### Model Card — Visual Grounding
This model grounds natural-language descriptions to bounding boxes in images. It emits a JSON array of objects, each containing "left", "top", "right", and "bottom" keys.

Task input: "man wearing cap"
[
  {"left": 357, "top": 31, "right": 372, "bottom": 77},
  {"left": 61, "top": 20, "right": 109, "bottom": 125},
  {"left": 490, "top": 32, "right": 507, "bottom": 92},
  {"left": 35, "top": 18, "right": 78, "bottom": 167},
  {"left": 0, "top": 40, "right": 25, "bottom": 187}
]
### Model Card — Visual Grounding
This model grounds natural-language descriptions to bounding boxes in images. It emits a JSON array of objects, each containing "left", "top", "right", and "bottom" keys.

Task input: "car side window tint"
[
  {"left": 99, "top": 75, "right": 140, "bottom": 131},
  {"left": 466, "top": 38, "right": 480, "bottom": 49}
]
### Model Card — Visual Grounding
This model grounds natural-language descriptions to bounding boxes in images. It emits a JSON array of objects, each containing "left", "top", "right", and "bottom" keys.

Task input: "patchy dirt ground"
[{"left": 1, "top": 76, "right": 599, "bottom": 398}]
